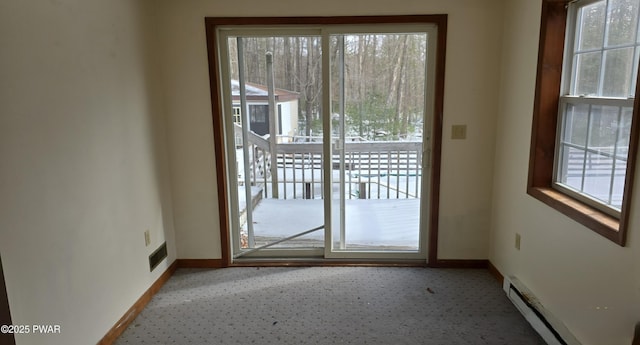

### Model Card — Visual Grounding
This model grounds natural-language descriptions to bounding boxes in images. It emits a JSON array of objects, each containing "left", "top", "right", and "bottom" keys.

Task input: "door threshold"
[{"left": 231, "top": 258, "right": 428, "bottom": 267}]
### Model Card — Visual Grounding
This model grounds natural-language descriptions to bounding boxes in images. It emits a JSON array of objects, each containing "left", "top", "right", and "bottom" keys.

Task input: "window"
[
  {"left": 232, "top": 106, "right": 241, "bottom": 123},
  {"left": 555, "top": 0, "right": 639, "bottom": 217},
  {"left": 249, "top": 105, "right": 268, "bottom": 123},
  {"left": 529, "top": 0, "right": 640, "bottom": 245}
]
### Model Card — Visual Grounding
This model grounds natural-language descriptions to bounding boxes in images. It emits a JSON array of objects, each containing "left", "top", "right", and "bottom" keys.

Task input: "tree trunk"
[
  {"left": 387, "top": 35, "right": 408, "bottom": 136},
  {"left": 284, "top": 37, "right": 292, "bottom": 91}
]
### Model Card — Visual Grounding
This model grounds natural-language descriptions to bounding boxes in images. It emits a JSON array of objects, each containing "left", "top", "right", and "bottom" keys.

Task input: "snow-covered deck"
[{"left": 248, "top": 198, "right": 421, "bottom": 250}]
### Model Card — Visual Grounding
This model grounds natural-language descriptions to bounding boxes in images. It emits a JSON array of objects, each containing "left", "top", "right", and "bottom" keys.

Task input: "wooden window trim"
[{"left": 528, "top": 0, "right": 640, "bottom": 246}]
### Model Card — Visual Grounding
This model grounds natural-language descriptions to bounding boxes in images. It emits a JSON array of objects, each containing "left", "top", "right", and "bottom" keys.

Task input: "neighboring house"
[{"left": 231, "top": 80, "right": 299, "bottom": 141}]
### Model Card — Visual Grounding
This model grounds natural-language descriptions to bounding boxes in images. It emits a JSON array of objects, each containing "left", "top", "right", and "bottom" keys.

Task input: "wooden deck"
[{"left": 247, "top": 198, "right": 421, "bottom": 250}]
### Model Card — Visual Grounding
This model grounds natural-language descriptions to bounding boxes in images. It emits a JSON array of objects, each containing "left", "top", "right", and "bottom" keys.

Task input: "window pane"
[
  {"left": 633, "top": 47, "right": 640, "bottom": 92},
  {"left": 577, "top": 1, "right": 606, "bottom": 51},
  {"left": 638, "top": 5, "right": 640, "bottom": 43},
  {"left": 249, "top": 105, "right": 268, "bottom": 122},
  {"left": 583, "top": 152, "right": 614, "bottom": 203},
  {"left": 606, "top": 0, "right": 640, "bottom": 47},
  {"left": 558, "top": 146, "right": 585, "bottom": 191},
  {"left": 563, "top": 103, "right": 589, "bottom": 146},
  {"left": 588, "top": 105, "right": 620, "bottom": 150},
  {"left": 617, "top": 107, "right": 633, "bottom": 157},
  {"left": 612, "top": 158, "right": 627, "bottom": 208},
  {"left": 602, "top": 47, "right": 634, "bottom": 97},
  {"left": 574, "top": 52, "right": 602, "bottom": 95}
]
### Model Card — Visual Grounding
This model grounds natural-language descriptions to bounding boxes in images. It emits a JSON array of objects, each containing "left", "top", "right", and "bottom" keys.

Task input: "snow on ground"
[{"left": 248, "top": 198, "right": 420, "bottom": 248}]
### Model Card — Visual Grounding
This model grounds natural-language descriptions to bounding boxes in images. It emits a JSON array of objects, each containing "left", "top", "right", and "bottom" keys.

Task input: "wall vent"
[
  {"left": 503, "top": 276, "right": 581, "bottom": 345},
  {"left": 149, "top": 242, "right": 167, "bottom": 272}
]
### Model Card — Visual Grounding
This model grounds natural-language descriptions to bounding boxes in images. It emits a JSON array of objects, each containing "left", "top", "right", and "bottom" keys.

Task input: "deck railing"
[{"left": 236, "top": 126, "right": 423, "bottom": 200}]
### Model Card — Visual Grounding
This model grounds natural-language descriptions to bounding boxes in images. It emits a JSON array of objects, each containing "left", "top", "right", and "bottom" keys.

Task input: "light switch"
[{"left": 451, "top": 125, "right": 467, "bottom": 140}]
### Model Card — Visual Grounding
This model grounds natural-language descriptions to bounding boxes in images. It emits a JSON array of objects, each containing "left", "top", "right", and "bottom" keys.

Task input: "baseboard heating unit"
[{"left": 503, "top": 276, "right": 580, "bottom": 345}]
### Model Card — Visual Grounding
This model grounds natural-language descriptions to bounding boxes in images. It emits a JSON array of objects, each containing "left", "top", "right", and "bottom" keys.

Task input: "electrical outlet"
[
  {"left": 144, "top": 230, "right": 151, "bottom": 247},
  {"left": 451, "top": 125, "right": 467, "bottom": 140},
  {"left": 515, "top": 233, "right": 521, "bottom": 250}
]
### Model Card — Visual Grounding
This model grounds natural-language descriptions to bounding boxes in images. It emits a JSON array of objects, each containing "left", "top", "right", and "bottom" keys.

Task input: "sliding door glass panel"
[
  {"left": 326, "top": 28, "right": 434, "bottom": 258},
  {"left": 220, "top": 32, "right": 325, "bottom": 258}
]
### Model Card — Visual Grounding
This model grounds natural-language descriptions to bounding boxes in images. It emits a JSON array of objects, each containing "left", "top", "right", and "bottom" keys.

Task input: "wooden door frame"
[{"left": 204, "top": 15, "right": 447, "bottom": 266}]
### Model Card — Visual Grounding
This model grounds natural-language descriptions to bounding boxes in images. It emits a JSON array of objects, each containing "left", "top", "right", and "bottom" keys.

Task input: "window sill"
[{"left": 527, "top": 187, "right": 623, "bottom": 245}]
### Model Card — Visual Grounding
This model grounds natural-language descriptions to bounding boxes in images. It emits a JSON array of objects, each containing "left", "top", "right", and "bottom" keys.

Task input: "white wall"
[
  {"left": 490, "top": 1, "right": 640, "bottom": 344},
  {"left": 0, "top": 0, "right": 176, "bottom": 344},
  {"left": 157, "top": 0, "right": 504, "bottom": 260}
]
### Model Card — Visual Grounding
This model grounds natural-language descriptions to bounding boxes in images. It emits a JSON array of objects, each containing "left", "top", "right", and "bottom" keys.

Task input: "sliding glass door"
[{"left": 216, "top": 24, "right": 436, "bottom": 260}]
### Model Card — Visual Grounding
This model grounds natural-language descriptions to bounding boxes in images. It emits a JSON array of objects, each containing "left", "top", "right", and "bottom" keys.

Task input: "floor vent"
[
  {"left": 503, "top": 276, "right": 580, "bottom": 345},
  {"left": 149, "top": 242, "right": 167, "bottom": 272}
]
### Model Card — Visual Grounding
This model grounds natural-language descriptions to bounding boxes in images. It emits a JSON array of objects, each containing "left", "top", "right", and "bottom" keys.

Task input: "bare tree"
[{"left": 228, "top": 32, "right": 427, "bottom": 141}]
